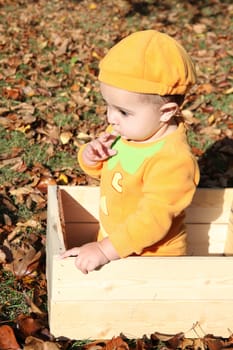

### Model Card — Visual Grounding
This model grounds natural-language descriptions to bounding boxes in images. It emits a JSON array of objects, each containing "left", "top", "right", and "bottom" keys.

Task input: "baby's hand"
[
  {"left": 82, "top": 132, "right": 117, "bottom": 166},
  {"left": 60, "top": 242, "right": 109, "bottom": 274}
]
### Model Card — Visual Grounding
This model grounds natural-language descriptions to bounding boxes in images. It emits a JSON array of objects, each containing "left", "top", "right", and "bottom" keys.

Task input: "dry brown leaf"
[
  {"left": 0, "top": 325, "right": 20, "bottom": 350},
  {"left": 0, "top": 116, "right": 13, "bottom": 128},
  {"left": 2, "top": 87, "right": 23, "bottom": 100},
  {"left": 24, "top": 294, "right": 45, "bottom": 315},
  {"left": 55, "top": 38, "right": 70, "bottom": 56},
  {"left": 182, "top": 109, "right": 201, "bottom": 125},
  {"left": 203, "top": 335, "right": 224, "bottom": 350},
  {"left": 9, "top": 187, "right": 32, "bottom": 204},
  {"left": 199, "top": 126, "right": 221, "bottom": 136},
  {"left": 17, "top": 314, "right": 44, "bottom": 338},
  {"left": 0, "top": 245, "right": 13, "bottom": 264},
  {"left": 193, "top": 23, "right": 207, "bottom": 34},
  {"left": 197, "top": 83, "right": 215, "bottom": 94},
  {"left": 105, "top": 336, "right": 129, "bottom": 350},
  {"left": 151, "top": 332, "right": 184, "bottom": 349},
  {"left": 39, "top": 79, "right": 61, "bottom": 88},
  {"left": 84, "top": 336, "right": 129, "bottom": 350},
  {"left": 6, "top": 243, "right": 42, "bottom": 278},
  {"left": 0, "top": 156, "right": 23, "bottom": 169},
  {"left": 193, "top": 338, "right": 205, "bottom": 350},
  {"left": 37, "top": 176, "right": 57, "bottom": 193},
  {"left": 77, "top": 132, "right": 93, "bottom": 142},
  {"left": 24, "top": 336, "right": 60, "bottom": 350}
]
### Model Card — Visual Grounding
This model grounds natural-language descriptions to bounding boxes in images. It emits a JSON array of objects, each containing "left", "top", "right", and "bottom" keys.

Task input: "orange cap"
[{"left": 98, "top": 30, "right": 196, "bottom": 95}]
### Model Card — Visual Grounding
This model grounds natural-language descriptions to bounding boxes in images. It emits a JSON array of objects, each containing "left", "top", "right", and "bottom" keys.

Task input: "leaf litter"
[{"left": 0, "top": 0, "right": 232, "bottom": 348}]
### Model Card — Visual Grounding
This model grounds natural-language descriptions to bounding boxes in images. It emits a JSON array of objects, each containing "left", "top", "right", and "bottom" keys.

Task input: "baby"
[{"left": 61, "top": 30, "right": 200, "bottom": 273}]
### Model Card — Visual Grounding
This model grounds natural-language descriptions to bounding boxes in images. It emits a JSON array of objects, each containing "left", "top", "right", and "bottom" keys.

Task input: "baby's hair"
[
  {"left": 139, "top": 92, "right": 185, "bottom": 123},
  {"left": 139, "top": 93, "right": 185, "bottom": 107}
]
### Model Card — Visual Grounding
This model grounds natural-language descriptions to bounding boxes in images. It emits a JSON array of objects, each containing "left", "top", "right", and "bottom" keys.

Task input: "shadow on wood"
[{"left": 57, "top": 186, "right": 232, "bottom": 257}]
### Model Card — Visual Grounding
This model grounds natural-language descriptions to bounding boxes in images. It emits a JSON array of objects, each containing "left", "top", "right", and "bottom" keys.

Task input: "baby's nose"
[{"left": 107, "top": 107, "right": 118, "bottom": 125}]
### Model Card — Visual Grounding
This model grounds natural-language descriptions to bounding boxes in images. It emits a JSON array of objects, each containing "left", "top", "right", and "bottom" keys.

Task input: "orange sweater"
[{"left": 78, "top": 123, "right": 200, "bottom": 257}]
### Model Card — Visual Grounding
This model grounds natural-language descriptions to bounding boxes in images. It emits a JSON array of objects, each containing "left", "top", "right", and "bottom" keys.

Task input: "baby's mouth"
[{"left": 111, "top": 129, "right": 120, "bottom": 137}]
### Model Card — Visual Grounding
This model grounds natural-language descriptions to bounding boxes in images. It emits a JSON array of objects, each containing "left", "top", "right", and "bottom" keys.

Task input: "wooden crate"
[{"left": 46, "top": 186, "right": 233, "bottom": 340}]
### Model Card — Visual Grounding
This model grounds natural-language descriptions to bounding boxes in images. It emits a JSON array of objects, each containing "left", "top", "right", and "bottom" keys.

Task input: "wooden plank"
[
  {"left": 60, "top": 186, "right": 99, "bottom": 221},
  {"left": 46, "top": 186, "right": 65, "bottom": 255},
  {"left": 46, "top": 185, "right": 66, "bottom": 304},
  {"left": 58, "top": 188, "right": 99, "bottom": 222},
  {"left": 59, "top": 186, "right": 233, "bottom": 224},
  {"left": 185, "top": 188, "right": 233, "bottom": 224},
  {"left": 48, "top": 300, "right": 233, "bottom": 339},
  {"left": 224, "top": 201, "right": 233, "bottom": 255},
  {"left": 186, "top": 224, "right": 227, "bottom": 255},
  {"left": 64, "top": 223, "right": 99, "bottom": 249},
  {"left": 50, "top": 256, "right": 233, "bottom": 301},
  {"left": 57, "top": 186, "right": 232, "bottom": 255}
]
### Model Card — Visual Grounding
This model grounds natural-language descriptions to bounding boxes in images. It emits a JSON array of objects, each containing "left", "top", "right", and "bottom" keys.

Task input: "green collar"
[{"left": 107, "top": 138, "right": 165, "bottom": 174}]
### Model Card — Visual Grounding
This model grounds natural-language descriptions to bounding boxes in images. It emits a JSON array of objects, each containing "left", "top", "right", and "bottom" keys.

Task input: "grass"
[
  {"left": 205, "top": 93, "right": 233, "bottom": 115},
  {"left": 187, "top": 129, "right": 214, "bottom": 152},
  {"left": 0, "top": 271, "right": 31, "bottom": 322},
  {"left": 0, "top": 126, "right": 78, "bottom": 178}
]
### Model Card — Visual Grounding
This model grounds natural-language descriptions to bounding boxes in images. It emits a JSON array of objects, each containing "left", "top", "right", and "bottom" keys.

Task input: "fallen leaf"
[
  {"left": 224, "top": 87, "right": 233, "bottom": 94},
  {"left": 0, "top": 325, "right": 20, "bottom": 350},
  {"left": 105, "top": 336, "right": 129, "bottom": 350},
  {"left": 17, "top": 314, "right": 44, "bottom": 338},
  {"left": 60, "top": 131, "right": 73, "bottom": 144},
  {"left": 197, "top": 83, "right": 215, "bottom": 94},
  {"left": 89, "top": 3, "right": 97, "bottom": 10},
  {"left": 57, "top": 173, "right": 68, "bottom": 185},
  {"left": 24, "top": 336, "right": 60, "bottom": 350},
  {"left": 6, "top": 243, "right": 42, "bottom": 278},
  {"left": 2, "top": 87, "right": 23, "bottom": 100},
  {"left": 193, "top": 23, "right": 207, "bottom": 33},
  {"left": 203, "top": 335, "right": 224, "bottom": 350},
  {"left": 37, "top": 177, "right": 57, "bottom": 194},
  {"left": 208, "top": 114, "right": 216, "bottom": 125}
]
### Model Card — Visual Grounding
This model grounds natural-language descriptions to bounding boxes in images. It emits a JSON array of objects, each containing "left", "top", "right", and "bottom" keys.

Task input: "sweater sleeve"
[
  {"left": 77, "top": 144, "right": 103, "bottom": 178},
  {"left": 108, "top": 152, "right": 200, "bottom": 257}
]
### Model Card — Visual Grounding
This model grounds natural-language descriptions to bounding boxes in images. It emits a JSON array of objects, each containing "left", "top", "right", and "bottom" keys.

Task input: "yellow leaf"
[
  {"left": 208, "top": 114, "right": 215, "bottom": 125},
  {"left": 60, "top": 131, "right": 73, "bottom": 144},
  {"left": 58, "top": 173, "right": 68, "bottom": 184},
  {"left": 92, "top": 51, "right": 102, "bottom": 60},
  {"left": 16, "top": 124, "right": 31, "bottom": 133},
  {"left": 224, "top": 87, "right": 233, "bottom": 94},
  {"left": 89, "top": 2, "right": 97, "bottom": 9}
]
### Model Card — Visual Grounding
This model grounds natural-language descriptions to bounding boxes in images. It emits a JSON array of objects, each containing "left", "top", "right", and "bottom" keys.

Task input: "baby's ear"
[{"left": 159, "top": 102, "right": 179, "bottom": 122}]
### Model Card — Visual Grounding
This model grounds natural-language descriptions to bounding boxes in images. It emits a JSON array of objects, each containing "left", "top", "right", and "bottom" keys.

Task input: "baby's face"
[{"left": 100, "top": 83, "right": 163, "bottom": 143}]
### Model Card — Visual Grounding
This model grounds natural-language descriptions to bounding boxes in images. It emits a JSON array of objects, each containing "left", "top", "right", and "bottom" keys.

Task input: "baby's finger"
[
  {"left": 60, "top": 247, "right": 80, "bottom": 259},
  {"left": 75, "top": 258, "right": 88, "bottom": 274},
  {"left": 100, "top": 132, "right": 118, "bottom": 144},
  {"left": 90, "top": 140, "right": 110, "bottom": 158}
]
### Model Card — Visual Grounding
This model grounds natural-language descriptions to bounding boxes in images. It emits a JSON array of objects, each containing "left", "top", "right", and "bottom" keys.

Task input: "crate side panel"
[
  {"left": 187, "top": 223, "right": 228, "bottom": 255},
  {"left": 57, "top": 187, "right": 233, "bottom": 224},
  {"left": 186, "top": 188, "right": 233, "bottom": 224},
  {"left": 59, "top": 188, "right": 99, "bottom": 222},
  {"left": 64, "top": 223, "right": 99, "bottom": 249},
  {"left": 47, "top": 186, "right": 65, "bottom": 255},
  {"left": 46, "top": 186, "right": 66, "bottom": 309},
  {"left": 49, "top": 300, "right": 233, "bottom": 339},
  {"left": 51, "top": 256, "right": 233, "bottom": 301},
  {"left": 59, "top": 186, "right": 100, "bottom": 221},
  {"left": 224, "top": 200, "right": 233, "bottom": 255}
]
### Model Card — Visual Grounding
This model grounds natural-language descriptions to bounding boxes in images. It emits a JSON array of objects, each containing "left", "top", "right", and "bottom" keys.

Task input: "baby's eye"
[{"left": 119, "top": 109, "right": 128, "bottom": 116}]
